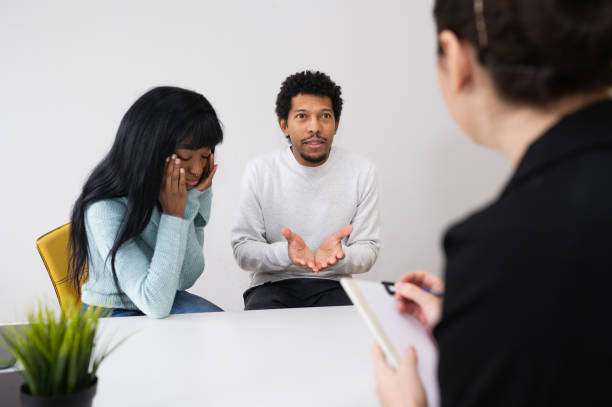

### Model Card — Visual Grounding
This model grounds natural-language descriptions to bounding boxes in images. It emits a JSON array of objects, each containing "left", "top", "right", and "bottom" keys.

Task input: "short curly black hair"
[{"left": 275, "top": 70, "right": 343, "bottom": 123}]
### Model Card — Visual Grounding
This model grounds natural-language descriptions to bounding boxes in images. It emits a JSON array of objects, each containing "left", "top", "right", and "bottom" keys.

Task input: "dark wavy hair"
[
  {"left": 68, "top": 86, "right": 223, "bottom": 299},
  {"left": 434, "top": 0, "right": 612, "bottom": 105},
  {"left": 275, "top": 70, "right": 343, "bottom": 122}
]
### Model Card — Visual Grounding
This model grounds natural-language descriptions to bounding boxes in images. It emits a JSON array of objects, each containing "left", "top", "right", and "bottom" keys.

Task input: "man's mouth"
[{"left": 303, "top": 138, "right": 326, "bottom": 147}]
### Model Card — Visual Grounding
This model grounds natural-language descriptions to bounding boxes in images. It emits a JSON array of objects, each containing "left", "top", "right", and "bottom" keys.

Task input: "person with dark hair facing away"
[
  {"left": 372, "top": 0, "right": 612, "bottom": 406},
  {"left": 69, "top": 86, "right": 224, "bottom": 318},
  {"left": 231, "top": 71, "right": 381, "bottom": 310}
]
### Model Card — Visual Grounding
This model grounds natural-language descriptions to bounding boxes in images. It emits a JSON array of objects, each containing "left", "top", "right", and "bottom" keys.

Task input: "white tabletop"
[{"left": 94, "top": 306, "right": 379, "bottom": 407}]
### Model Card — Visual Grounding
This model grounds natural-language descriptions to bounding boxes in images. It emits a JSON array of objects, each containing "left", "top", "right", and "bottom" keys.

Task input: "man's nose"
[{"left": 306, "top": 116, "right": 321, "bottom": 133}]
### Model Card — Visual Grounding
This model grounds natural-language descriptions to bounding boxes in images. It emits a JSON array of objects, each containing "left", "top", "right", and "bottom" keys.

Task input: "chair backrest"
[{"left": 35, "top": 223, "right": 86, "bottom": 310}]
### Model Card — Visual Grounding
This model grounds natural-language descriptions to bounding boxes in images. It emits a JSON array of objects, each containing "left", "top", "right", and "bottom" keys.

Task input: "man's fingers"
[
  {"left": 283, "top": 228, "right": 318, "bottom": 271},
  {"left": 281, "top": 228, "right": 292, "bottom": 241},
  {"left": 332, "top": 224, "right": 353, "bottom": 241},
  {"left": 335, "top": 249, "right": 345, "bottom": 260}
]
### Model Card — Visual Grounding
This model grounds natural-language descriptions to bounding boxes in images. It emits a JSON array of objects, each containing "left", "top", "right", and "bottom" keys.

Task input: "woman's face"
[{"left": 173, "top": 144, "right": 212, "bottom": 190}]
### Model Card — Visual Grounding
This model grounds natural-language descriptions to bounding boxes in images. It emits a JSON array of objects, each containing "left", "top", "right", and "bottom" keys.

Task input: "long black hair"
[{"left": 68, "top": 86, "right": 223, "bottom": 298}]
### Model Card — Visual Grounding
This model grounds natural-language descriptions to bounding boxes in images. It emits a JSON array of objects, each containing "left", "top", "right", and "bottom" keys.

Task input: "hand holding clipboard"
[{"left": 341, "top": 275, "right": 443, "bottom": 407}]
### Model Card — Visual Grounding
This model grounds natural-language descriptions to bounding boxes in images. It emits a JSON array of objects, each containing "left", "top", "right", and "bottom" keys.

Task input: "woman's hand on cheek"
[
  {"left": 196, "top": 153, "right": 218, "bottom": 191},
  {"left": 159, "top": 155, "right": 188, "bottom": 218}
]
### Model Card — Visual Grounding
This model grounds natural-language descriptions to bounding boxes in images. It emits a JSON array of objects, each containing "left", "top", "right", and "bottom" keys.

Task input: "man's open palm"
[
  {"left": 281, "top": 228, "right": 316, "bottom": 272},
  {"left": 314, "top": 225, "right": 353, "bottom": 272}
]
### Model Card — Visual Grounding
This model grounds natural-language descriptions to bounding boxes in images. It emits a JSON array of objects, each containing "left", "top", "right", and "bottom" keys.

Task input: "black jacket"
[{"left": 434, "top": 100, "right": 612, "bottom": 406}]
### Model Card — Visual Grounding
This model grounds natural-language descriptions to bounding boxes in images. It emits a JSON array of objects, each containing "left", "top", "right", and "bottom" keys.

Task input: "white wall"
[{"left": 0, "top": 0, "right": 510, "bottom": 322}]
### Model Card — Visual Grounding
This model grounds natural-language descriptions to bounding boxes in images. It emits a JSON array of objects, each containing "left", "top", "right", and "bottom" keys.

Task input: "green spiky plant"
[{"left": 0, "top": 304, "right": 126, "bottom": 396}]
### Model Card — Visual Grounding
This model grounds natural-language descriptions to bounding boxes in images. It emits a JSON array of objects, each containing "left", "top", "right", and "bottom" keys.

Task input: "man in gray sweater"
[{"left": 231, "top": 70, "right": 381, "bottom": 310}]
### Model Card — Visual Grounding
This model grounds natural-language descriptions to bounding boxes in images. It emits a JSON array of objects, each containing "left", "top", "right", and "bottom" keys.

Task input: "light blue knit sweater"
[{"left": 81, "top": 188, "right": 212, "bottom": 318}]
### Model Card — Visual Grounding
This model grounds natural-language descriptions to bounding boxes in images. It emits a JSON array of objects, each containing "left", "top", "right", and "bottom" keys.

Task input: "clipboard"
[{"left": 341, "top": 278, "right": 440, "bottom": 407}]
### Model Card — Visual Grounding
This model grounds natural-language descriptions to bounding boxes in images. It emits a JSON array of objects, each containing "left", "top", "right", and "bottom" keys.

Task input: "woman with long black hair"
[{"left": 69, "top": 86, "right": 224, "bottom": 318}]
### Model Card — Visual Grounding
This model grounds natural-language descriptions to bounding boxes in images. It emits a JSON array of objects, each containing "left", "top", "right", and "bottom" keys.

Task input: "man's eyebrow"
[{"left": 293, "top": 108, "right": 333, "bottom": 113}]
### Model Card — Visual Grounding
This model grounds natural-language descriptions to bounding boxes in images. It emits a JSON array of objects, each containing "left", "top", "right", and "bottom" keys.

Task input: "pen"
[
  {"left": 420, "top": 286, "right": 444, "bottom": 298},
  {"left": 382, "top": 281, "right": 444, "bottom": 298}
]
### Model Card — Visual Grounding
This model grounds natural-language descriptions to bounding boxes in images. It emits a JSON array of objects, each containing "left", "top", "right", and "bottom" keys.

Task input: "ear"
[
  {"left": 439, "top": 30, "right": 473, "bottom": 94},
  {"left": 278, "top": 118, "right": 289, "bottom": 136}
]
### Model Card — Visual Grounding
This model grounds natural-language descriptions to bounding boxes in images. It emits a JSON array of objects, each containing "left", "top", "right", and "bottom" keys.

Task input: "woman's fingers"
[
  {"left": 372, "top": 342, "right": 393, "bottom": 379},
  {"left": 196, "top": 154, "right": 218, "bottom": 191},
  {"left": 179, "top": 168, "right": 186, "bottom": 193},
  {"left": 395, "top": 283, "right": 434, "bottom": 309},
  {"left": 164, "top": 156, "right": 173, "bottom": 188},
  {"left": 395, "top": 282, "right": 442, "bottom": 330},
  {"left": 208, "top": 153, "right": 215, "bottom": 175},
  {"left": 171, "top": 157, "right": 181, "bottom": 190},
  {"left": 372, "top": 341, "right": 428, "bottom": 407},
  {"left": 400, "top": 345, "right": 419, "bottom": 375},
  {"left": 398, "top": 270, "right": 444, "bottom": 292},
  {"left": 208, "top": 164, "right": 218, "bottom": 182},
  {"left": 158, "top": 154, "right": 187, "bottom": 218},
  {"left": 195, "top": 164, "right": 218, "bottom": 191}
]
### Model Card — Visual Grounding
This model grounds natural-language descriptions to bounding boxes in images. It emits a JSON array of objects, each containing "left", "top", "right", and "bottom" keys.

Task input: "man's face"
[{"left": 279, "top": 93, "right": 338, "bottom": 167}]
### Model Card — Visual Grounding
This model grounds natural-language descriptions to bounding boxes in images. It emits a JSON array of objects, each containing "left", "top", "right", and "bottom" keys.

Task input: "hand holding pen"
[{"left": 394, "top": 270, "right": 444, "bottom": 332}]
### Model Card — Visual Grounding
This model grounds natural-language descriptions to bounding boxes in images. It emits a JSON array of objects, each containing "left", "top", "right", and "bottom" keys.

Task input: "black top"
[{"left": 434, "top": 100, "right": 612, "bottom": 406}]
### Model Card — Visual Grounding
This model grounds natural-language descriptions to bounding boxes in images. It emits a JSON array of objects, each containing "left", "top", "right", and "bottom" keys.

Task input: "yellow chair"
[{"left": 36, "top": 223, "right": 86, "bottom": 311}]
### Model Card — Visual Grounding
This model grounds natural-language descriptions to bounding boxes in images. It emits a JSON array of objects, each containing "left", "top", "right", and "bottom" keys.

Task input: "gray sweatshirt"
[{"left": 231, "top": 146, "right": 381, "bottom": 288}]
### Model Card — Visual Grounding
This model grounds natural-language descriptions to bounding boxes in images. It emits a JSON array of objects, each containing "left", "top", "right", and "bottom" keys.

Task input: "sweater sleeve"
[
  {"left": 86, "top": 200, "right": 190, "bottom": 318},
  {"left": 178, "top": 188, "right": 212, "bottom": 290},
  {"left": 231, "top": 162, "right": 292, "bottom": 273},
  {"left": 331, "top": 163, "right": 381, "bottom": 275}
]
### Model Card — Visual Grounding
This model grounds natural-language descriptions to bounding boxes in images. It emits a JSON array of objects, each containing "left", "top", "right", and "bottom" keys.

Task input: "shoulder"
[
  {"left": 332, "top": 146, "right": 377, "bottom": 175},
  {"left": 243, "top": 149, "right": 289, "bottom": 175},
  {"left": 86, "top": 197, "right": 128, "bottom": 222}
]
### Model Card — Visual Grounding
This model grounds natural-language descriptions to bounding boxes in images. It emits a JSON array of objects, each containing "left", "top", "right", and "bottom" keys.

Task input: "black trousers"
[{"left": 243, "top": 278, "right": 352, "bottom": 310}]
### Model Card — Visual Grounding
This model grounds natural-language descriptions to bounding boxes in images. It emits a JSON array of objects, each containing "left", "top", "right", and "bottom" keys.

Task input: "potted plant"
[{"left": 0, "top": 304, "right": 125, "bottom": 407}]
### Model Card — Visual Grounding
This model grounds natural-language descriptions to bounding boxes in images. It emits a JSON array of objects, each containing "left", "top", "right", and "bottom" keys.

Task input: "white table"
[{"left": 94, "top": 306, "right": 380, "bottom": 407}]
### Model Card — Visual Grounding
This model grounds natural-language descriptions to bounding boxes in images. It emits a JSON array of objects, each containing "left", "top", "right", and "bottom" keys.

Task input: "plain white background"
[{"left": 0, "top": 0, "right": 510, "bottom": 322}]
